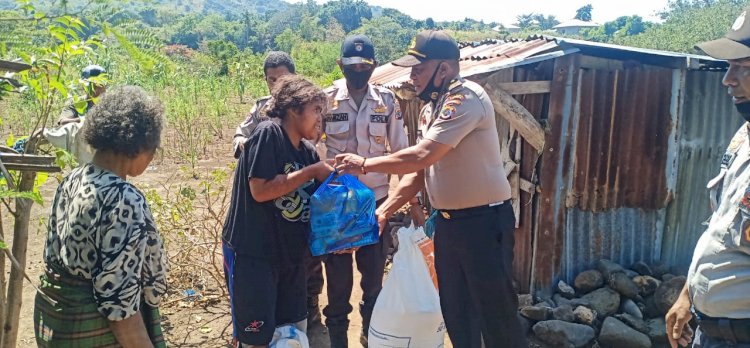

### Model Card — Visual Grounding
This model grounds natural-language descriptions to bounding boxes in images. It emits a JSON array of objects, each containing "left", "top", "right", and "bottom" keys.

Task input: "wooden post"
[
  {"left": 2, "top": 141, "right": 38, "bottom": 348},
  {"left": 483, "top": 84, "right": 546, "bottom": 153},
  {"left": 0, "top": 208, "right": 5, "bottom": 347}
]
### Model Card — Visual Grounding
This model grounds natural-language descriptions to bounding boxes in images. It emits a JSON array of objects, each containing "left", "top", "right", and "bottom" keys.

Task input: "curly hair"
[
  {"left": 265, "top": 75, "right": 326, "bottom": 120},
  {"left": 264, "top": 51, "right": 296, "bottom": 75},
  {"left": 83, "top": 85, "right": 165, "bottom": 158}
]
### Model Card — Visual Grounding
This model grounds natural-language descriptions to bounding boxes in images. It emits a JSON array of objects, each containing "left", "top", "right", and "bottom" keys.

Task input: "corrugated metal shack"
[{"left": 368, "top": 36, "right": 740, "bottom": 294}]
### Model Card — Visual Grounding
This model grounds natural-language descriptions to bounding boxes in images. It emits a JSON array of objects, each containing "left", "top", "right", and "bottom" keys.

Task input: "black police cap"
[
  {"left": 341, "top": 34, "right": 375, "bottom": 65},
  {"left": 392, "top": 30, "right": 460, "bottom": 67}
]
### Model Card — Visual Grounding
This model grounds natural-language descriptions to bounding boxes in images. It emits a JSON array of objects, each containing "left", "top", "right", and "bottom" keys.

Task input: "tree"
[
  {"left": 516, "top": 13, "right": 535, "bottom": 29},
  {"left": 622, "top": 0, "right": 743, "bottom": 52},
  {"left": 575, "top": 4, "right": 593, "bottom": 22},
  {"left": 355, "top": 16, "right": 416, "bottom": 63},
  {"left": 425, "top": 17, "right": 435, "bottom": 29},
  {"left": 534, "top": 14, "right": 560, "bottom": 30},
  {"left": 320, "top": 0, "right": 372, "bottom": 33},
  {"left": 583, "top": 15, "right": 650, "bottom": 42},
  {"left": 382, "top": 8, "right": 414, "bottom": 28}
]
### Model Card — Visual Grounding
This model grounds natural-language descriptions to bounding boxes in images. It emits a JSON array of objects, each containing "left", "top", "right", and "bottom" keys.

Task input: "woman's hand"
[{"left": 108, "top": 311, "right": 155, "bottom": 348}]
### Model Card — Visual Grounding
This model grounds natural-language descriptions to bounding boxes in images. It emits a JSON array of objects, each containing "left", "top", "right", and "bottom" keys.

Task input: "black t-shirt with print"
[{"left": 222, "top": 121, "right": 320, "bottom": 264}]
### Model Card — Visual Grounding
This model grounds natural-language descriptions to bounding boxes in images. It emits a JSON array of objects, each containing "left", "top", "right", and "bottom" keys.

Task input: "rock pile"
[{"left": 521, "top": 259, "right": 684, "bottom": 348}]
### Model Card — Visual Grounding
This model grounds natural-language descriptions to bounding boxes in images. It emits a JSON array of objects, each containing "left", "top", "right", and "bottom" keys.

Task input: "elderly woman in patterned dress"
[{"left": 34, "top": 85, "right": 168, "bottom": 347}]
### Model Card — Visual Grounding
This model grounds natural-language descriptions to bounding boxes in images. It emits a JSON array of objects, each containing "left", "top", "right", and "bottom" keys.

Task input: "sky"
[{"left": 287, "top": 0, "right": 673, "bottom": 25}]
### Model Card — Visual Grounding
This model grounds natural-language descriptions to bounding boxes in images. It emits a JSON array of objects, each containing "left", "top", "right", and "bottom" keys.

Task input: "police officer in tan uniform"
[
  {"left": 322, "top": 34, "right": 411, "bottom": 347},
  {"left": 336, "top": 30, "right": 526, "bottom": 348},
  {"left": 232, "top": 51, "right": 296, "bottom": 158},
  {"left": 666, "top": 8, "right": 750, "bottom": 348}
]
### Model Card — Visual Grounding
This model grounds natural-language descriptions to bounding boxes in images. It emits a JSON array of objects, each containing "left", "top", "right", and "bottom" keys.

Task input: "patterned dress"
[{"left": 34, "top": 163, "right": 168, "bottom": 347}]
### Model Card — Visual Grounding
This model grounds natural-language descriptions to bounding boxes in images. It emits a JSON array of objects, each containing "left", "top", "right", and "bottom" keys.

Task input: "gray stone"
[
  {"left": 553, "top": 305, "right": 576, "bottom": 322},
  {"left": 614, "top": 313, "right": 649, "bottom": 334},
  {"left": 646, "top": 317, "right": 668, "bottom": 343},
  {"left": 620, "top": 299, "right": 644, "bottom": 319},
  {"left": 518, "top": 294, "right": 534, "bottom": 308},
  {"left": 569, "top": 298, "right": 592, "bottom": 308},
  {"left": 651, "top": 263, "right": 670, "bottom": 278},
  {"left": 554, "top": 294, "right": 572, "bottom": 307},
  {"left": 573, "top": 306, "right": 597, "bottom": 326},
  {"left": 599, "top": 317, "right": 652, "bottom": 348},
  {"left": 575, "top": 270, "right": 605, "bottom": 294},
  {"left": 643, "top": 295, "right": 661, "bottom": 319},
  {"left": 521, "top": 305, "right": 552, "bottom": 321},
  {"left": 533, "top": 320, "right": 596, "bottom": 348},
  {"left": 581, "top": 287, "right": 621, "bottom": 318},
  {"left": 632, "top": 261, "right": 653, "bottom": 276},
  {"left": 597, "top": 259, "right": 626, "bottom": 278},
  {"left": 625, "top": 269, "right": 640, "bottom": 279},
  {"left": 558, "top": 280, "right": 576, "bottom": 299},
  {"left": 634, "top": 275, "right": 661, "bottom": 297},
  {"left": 609, "top": 272, "right": 641, "bottom": 299},
  {"left": 662, "top": 273, "right": 676, "bottom": 282},
  {"left": 654, "top": 276, "right": 687, "bottom": 315}
]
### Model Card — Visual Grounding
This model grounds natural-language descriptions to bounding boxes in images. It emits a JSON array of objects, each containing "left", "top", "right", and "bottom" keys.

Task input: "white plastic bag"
[
  {"left": 269, "top": 324, "right": 310, "bottom": 348},
  {"left": 368, "top": 225, "right": 446, "bottom": 348}
]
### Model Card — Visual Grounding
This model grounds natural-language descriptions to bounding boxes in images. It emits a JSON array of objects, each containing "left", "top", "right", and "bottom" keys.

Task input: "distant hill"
[{"left": 0, "top": 0, "right": 290, "bottom": 16}]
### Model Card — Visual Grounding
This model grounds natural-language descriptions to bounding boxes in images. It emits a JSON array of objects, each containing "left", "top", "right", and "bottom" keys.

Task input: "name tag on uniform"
[
  {"left": 721, "top": 152, "right": 736, "bottom": 169},
  {"left": 326, "top": 113, "right": 348, "bottom": 122},
  {"left": 370, "top": 115, "right": 388, "bottom": 123}
]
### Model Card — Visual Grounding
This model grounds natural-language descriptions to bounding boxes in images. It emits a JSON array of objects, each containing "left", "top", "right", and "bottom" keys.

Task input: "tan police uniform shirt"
[
  {"left": 687, "top": 124, "right": 750, "bottom": 318},
  {"left": 233, "top": 96, "right": 273, "bottom": 158},
  {"left": 324, "top": 81, "right": 408, "bottom": 200},
  {"left": 419, "top": 77, "right": 511, "bottom": 210}
]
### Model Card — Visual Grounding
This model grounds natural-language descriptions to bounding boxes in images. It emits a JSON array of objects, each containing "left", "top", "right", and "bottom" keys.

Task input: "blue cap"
[{"left": 81, "top": 65, "right": 106, "bottom": 79}]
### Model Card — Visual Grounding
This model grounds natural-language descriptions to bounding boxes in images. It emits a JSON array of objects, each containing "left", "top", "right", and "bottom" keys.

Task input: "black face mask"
[
  {"left": 736, "top": 102, "right": 750, "bottom": 123},
  {"left": 343, "top": 66, "right": 374, "bottom": 90},
  {"left": 418, "top": 63, "right": 448, "bottom": 103}
]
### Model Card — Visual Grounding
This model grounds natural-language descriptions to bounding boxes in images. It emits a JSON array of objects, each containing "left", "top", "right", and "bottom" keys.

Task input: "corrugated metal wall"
[
  {"left": 536, "top": 54, "right": 679, "bottom": 289},
  {"left": 663, "top": 71, "right": 742, "bottom": 273}
]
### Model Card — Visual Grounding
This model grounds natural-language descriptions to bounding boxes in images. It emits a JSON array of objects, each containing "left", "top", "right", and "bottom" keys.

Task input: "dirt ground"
[{"left": 3, "top": 124, "right": 453, "bottom": 347}]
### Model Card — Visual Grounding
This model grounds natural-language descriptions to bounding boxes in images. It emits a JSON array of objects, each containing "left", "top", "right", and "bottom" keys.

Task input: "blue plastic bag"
[
  {"left": 424, "top": 209, "right": 438, "bottom": 239},
  {"left": 309, "top": 172, "right": 379, "bottom": 256}
]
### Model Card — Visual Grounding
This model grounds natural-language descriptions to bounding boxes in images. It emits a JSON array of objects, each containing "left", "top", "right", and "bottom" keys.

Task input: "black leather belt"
[
  {"left": 438, "top": 199, "right": 511, "bottom": 220},
  {"left": 695, "top": 311, "right": 750, "bottom": 343}
]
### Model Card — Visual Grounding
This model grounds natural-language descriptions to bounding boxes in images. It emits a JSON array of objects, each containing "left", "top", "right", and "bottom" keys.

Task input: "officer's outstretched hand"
[
  {"left": 335, "top": 153, "right": 365, "bottom": 175},
  {"left": 665, "top": 290, "right": 694, "bottom": 348}
]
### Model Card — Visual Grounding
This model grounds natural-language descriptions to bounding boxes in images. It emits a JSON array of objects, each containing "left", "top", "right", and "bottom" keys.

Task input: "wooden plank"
[
  {"left": 486, "top": 86, "right": 546, "bottom": 152},
  {"left": 3, "top": 164, "right": 61, "bottom": 173},
  {"left": 496, "top": 81, "right": 552, "bottom": 95},
  {"left": 0, "top": 154, "right": 56, "bottom": 166},
  {"left": 0, "top": 60, "right": 31, "bottom": 73}
]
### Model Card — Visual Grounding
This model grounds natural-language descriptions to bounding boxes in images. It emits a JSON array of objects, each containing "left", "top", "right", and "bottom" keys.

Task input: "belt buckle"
[{"left": 440, "top": 211, "right": 451, "bottom": 219}]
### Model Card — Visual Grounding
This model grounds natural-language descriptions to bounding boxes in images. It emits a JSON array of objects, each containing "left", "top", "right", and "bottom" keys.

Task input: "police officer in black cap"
[
  {"left": 336, "top": 30, "right": 526, "bottom": 348},
  {"left": 322, "top": 34, "right": 412, "bottom": 347}
]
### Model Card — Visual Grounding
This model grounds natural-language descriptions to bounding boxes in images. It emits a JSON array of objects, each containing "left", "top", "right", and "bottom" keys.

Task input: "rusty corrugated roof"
[
  {"left": 364, "top": 36, "right": 726, "bottom": 89},
  {"left": 367, "top": 38, "right": 562, "bottom": 88}
]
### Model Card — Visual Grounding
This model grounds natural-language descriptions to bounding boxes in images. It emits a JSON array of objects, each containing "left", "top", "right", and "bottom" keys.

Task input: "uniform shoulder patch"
[{"left": 438, "top": 94, "right": 466, "bottom": 120}]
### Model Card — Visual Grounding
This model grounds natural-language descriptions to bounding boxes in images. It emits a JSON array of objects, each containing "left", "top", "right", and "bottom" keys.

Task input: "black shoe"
[{"left": 328, "top": 327, "right": 348, "bottom": 348}]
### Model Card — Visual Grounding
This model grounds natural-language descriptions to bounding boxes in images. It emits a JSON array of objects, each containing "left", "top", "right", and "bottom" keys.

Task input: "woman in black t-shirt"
[{"left": 222, "top": 75, "right": 334, "bottom": 347}]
